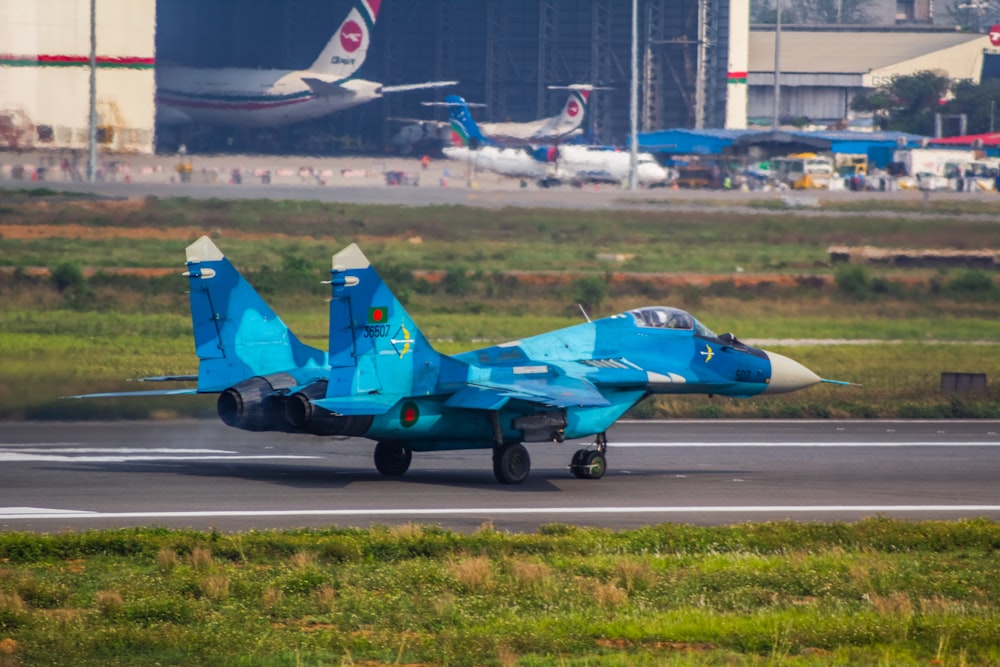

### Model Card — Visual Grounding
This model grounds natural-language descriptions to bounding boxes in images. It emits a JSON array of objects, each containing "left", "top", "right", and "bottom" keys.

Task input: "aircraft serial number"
[
  {"left": 735, "top": 369, "right": 752, "bottom": 382},
  {"left": 364, "top": 324, "right": 390, "bottom": 338}
]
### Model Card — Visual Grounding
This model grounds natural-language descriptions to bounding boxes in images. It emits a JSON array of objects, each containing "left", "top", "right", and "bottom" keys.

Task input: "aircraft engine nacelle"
[
  {"left": 217, "top": 373, "right": 299, "bottom": 432},
  {"left": 284, "top": 380, "right": 374, "bottom": 436}
]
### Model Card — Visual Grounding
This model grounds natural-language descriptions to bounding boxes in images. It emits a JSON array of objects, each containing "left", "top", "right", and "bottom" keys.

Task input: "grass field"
[
  {"left": 1, "top": 191, "right": 998, "bottom": 419},
  {"left": 1, "top": 519, "right": 999, "bottom": 666}
]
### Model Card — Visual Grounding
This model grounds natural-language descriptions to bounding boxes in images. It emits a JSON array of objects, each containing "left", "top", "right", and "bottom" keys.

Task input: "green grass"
[
  {"left": 2, "top": 195, "right": 999, "bottom": 419},
  {"left": 1, "top": 519, "right": 998, "bottom": 665}
]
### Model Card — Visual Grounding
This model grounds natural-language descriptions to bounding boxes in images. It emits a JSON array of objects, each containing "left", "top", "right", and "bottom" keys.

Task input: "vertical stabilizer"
[
  {"left": 184, "top": 236, "right": 327, "bottom": 392},
  {"left": 534, "top": 88, "right": 590, "bottom": 139},
  {"left": 326, "top": 244, "right": 439, "bottom": 401},
  {"left": 446, "top": 95, "right": 492, "bottom": 148},
  {"left": 307, "top": 0, "right": 381, "bottom": 78}
]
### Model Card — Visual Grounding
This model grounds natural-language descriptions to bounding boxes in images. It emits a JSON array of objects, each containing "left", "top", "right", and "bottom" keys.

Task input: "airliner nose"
[{"left": 764, "top": 351, "right": 821, "bottom": 394}]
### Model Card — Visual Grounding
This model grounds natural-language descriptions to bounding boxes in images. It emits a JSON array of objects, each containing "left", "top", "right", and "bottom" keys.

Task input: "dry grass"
[
  {"left": 448, "top": 555, "right": 494, "bottom": 592},
  {"left": 155, "top": 547, "right": 179, "bottom": 572},
  {"left": 189, "top": 546, "right": 213, "bottom": 571},
  {"left": 288, "top": 551, "right": 317, "bottom": 570},
  {"left": 94, "top": 590, "right": 123, "bottom": 617},
  {"left": 199, "top": 574, "right": 230, "bottom": 602}
]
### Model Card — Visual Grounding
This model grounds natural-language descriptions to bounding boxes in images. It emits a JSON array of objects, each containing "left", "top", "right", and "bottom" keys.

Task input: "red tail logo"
[{"left": 340, "top": 20, "right": 364, "bottom": 52}]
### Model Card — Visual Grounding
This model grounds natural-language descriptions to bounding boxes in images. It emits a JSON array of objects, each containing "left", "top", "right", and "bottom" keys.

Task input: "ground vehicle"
[{"left": 772, "top": 153, "right": 833, "bottom": 189}]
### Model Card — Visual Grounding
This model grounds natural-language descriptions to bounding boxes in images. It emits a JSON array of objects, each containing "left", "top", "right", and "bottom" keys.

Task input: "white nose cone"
[{"left": 765, "top": 351, "right": 821, "bottom": 394}]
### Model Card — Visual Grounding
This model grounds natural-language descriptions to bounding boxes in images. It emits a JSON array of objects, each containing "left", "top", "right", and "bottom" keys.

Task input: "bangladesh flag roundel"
[{"left": 368, "top": 306, "right": 388, "bottom": 324}]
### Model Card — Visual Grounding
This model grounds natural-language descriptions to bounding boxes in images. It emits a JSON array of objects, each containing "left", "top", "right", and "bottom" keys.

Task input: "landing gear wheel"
[
  {"left": 374, "top": 442, "right": 412, "bottom": 476},
  {"left": 570, "top": 449, "right": 590, "bottom": 479},
  {"left": 493, "top": 443, "right": 531, "bottom": 484},
  {"left": 570, "top": 448, "right": 606, "bottom": 479},
  {"left": 583, "top": 450, "right": 606, "bottom": 479}
]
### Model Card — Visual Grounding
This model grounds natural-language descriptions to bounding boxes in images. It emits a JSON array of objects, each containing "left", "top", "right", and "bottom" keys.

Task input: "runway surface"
[{"left": 2, "top": 419, "right": 998, "bottom": 532}]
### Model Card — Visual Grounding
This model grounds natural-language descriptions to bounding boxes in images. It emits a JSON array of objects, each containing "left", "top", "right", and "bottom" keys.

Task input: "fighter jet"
[{"left": 71, "top": 238, "right": 839, "bottom": 484}]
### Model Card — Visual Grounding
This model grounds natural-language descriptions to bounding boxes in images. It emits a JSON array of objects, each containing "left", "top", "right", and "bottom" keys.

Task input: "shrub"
[
  {"left": 50, "top": 263, "right": 85, "bottom": 293},
  {"left": 834, "top": 264, "right": 870, "bottom": 298}
]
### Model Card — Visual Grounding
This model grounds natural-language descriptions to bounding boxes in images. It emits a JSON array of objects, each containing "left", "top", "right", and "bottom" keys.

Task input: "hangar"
[
  {"left": 1, "top": 0, "right": 745, "bottom": 154},
  {"left": 747, "top": 28, "right": 993, "bottom": 126}
]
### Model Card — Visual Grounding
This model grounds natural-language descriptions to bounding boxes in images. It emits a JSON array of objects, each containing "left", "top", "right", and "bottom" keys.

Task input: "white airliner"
[
  {"left": 389, "top": 85, "right": 593, "bottom": 154},
  {"left": 442, "top": 95, "right": 668, "bottom": 187},
  {"left": 157, "top": 0, "right": 456, "bottom": 127}
]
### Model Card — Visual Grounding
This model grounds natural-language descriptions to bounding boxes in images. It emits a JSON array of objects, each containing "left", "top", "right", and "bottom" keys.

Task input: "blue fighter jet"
[{"left": 74, "top": 237, "right": 838, "bottom": 484}]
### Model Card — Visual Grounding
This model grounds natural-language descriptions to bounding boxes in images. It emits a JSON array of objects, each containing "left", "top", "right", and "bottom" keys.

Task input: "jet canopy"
[{"left": 627, "top": 306, "right": 717, "bottom": 338}]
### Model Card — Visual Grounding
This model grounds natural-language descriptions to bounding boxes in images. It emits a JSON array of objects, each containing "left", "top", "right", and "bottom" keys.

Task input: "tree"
[
  {"left": 944, "top": 0, "right": 1000, "bottom": 32},
  {"left": 850, "top": 70, "right": 951, "bottom": 135},
  {"left": 944, "top": 79, "right": 1000, "bottom": 134}
]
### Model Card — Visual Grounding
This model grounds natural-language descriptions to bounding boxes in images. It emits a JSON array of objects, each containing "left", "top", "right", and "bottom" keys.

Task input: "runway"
[{"left": 2, "top": 419, "right": 998, "bottom": 532}]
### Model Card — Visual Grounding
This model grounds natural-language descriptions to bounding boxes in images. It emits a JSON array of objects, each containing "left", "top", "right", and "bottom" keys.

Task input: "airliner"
[
  {"left": 442, "top": 95, "right": 668, "bottom": 187},
  {"left": 389, "top": 85, "right": 593, "bottom": 154},
  {"left": 157, "top": 0, "right": 456, "bottom": 127}
]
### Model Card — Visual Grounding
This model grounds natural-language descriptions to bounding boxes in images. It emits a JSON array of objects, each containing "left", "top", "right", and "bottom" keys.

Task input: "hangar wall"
[
  {"left": 156, "top": 0, "right": 734, "bottom": 152},
  {"left": 0, "top": 0, "right": 155, "bottom": 153}
]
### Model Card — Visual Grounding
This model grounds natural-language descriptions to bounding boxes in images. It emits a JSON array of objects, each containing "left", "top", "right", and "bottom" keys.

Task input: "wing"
[
  {"left": 445, "top": 374, "right": 610, "bottom": 411},
  {"left": 382, "top": 80, "right": 459, "bottom": 94}
]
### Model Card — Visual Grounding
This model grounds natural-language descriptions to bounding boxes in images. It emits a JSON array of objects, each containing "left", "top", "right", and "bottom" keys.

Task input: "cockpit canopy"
[{"left": 627, "top": 306, "right": 716, "bottom": 338}]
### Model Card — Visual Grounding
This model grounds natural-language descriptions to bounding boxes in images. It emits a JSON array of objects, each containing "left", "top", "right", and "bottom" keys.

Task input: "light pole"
[
  {"left": 628, "top": 0, "right": 639, "bottom": 190},
  {"left": 772, "top": 0, "right": 781, "bottom": 129},
  {"left": 87, "top": 0, "right": 97, "bottom": 183}
]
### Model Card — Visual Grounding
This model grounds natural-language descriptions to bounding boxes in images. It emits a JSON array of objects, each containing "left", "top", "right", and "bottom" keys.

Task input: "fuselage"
[
  {"left": 157, "top": 67, "right": 383, "bottom": 127},
  {"left": 442, "top": 145, "right": 552, "bottom": 179},
  {"left": 555, "top": 146, "right": 668, "bottom": 184}
]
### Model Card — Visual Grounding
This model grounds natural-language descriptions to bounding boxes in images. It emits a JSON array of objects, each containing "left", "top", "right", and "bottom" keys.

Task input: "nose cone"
[{"left": 764, "top": 351, "right": 821, "bottom": 394}]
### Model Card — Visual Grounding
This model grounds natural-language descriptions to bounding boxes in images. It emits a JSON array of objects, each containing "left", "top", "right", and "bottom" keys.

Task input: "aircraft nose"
[{"left": 764, "top": 351, "right": 821, "bottom": 394}]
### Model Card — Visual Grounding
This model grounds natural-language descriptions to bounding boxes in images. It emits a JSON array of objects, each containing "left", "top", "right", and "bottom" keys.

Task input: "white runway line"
[
  {"left": 608, "top": 442, "right": 1000, "bottom": 448},
  {"left": 2, "top": 505, "right": 999, "bottom": 521}
]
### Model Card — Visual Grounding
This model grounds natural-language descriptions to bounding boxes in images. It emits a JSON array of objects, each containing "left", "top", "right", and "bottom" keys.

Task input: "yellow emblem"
[{"left": 700, "top": 344, "right": 714, "bottom": 363}]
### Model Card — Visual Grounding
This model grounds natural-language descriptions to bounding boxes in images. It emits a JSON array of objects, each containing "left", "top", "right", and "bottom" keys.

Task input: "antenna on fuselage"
[{"left": 578, "top": 304, "right": 592, "bottom": 323}]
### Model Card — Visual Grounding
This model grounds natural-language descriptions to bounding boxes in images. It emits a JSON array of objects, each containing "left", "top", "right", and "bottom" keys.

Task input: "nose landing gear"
[{"left": 570, "top": 432, "right": 607, "bottom": 479}]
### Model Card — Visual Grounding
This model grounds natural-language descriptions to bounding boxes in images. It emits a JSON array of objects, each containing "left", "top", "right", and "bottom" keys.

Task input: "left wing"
[{"left": 382, "top": 81, "right": 458, "bottom": 94}]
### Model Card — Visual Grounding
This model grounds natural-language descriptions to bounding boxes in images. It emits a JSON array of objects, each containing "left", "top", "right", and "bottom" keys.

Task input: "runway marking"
[
  {"left": 2, "top": 505, "right": 999, "bottom": 521},
  {"left": 0, "top": 445, "right": 320, "bottom": 463},
  {"left": 607, "top": 441, "right": 1000, "bottom": 448}
]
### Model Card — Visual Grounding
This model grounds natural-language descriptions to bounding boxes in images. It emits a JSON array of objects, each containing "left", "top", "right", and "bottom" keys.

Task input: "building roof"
[
  {"left": 748, "top": 30, "right": 986, "bottom": 75},
  {"left": 929, "top": 132, "right": 1000, "bottom": 146},
  {"left": 637, "top": 128, "right": 926, "bottom": 155}
]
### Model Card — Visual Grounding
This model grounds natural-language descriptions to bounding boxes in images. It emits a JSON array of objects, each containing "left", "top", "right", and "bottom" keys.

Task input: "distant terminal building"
[{"left": 0, "top": 0, "right": 155, "bottom": 153}]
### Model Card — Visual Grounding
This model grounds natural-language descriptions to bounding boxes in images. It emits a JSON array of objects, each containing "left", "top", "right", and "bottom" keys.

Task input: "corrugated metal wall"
[{"left": 153, "top": 0, "right": 730, "bottom": 150}]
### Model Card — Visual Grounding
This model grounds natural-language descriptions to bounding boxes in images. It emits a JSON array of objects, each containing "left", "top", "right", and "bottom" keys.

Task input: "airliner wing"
[{"left": 382, "top": 80, "right": 458, "bottom": 94}]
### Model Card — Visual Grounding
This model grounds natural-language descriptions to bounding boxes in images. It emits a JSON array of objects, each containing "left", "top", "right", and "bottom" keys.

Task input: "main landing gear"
[
  {"left": 373, "top": 442, "right": 412, "bottom": 476},
  {"left": 493, "top": 442, "right": 531, "bottom": 485},
  {"left": 570, "top": 432, "right": 607, "bottom": 480}
]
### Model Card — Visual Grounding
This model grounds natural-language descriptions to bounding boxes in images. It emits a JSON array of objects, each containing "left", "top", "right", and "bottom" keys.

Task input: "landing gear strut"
[{"left": 570, "top": 432, "right": 607, "bottom": 479}]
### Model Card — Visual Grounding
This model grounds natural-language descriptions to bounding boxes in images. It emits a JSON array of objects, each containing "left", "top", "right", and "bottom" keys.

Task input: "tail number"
[{"left": 364, "top": 324, "right": 390, "bottom": 338}]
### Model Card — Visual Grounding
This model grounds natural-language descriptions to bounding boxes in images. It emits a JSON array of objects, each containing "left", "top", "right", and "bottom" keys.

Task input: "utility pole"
[
  {"left": 87, "top": 0, "right": 97, "bottom": 183},
  {"left": 772, "top": 0, "right": 781, "bottom": 129},
  {"left": 628, "top": 0, "right": 639, "bottom": 191}
]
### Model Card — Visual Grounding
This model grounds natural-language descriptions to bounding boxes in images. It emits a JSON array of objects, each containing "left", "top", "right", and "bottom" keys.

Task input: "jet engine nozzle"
[{"left": 763, "top": 351, "right": 821, "bottom": 394}]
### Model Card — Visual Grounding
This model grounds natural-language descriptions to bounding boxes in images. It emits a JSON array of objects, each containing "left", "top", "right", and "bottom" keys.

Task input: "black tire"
[
  {"left": 583, "top": 450, "right": 606, "bottom": 480},
  {"left": 374, "top": 442, "right": 412, "bottom": 476},
  {"left": 493, "top": 443, "right": 531, "bottom": 484},
  {"left": 570, "top": 449, "right": 590, "bottom": 479}
]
